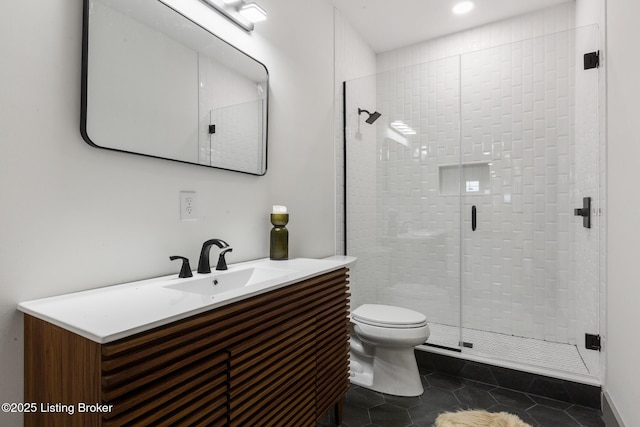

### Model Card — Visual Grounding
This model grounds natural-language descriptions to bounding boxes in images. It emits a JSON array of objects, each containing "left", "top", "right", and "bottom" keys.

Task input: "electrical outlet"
[{"left": 180, "top": 191, "right": 197, "bottom": 221}]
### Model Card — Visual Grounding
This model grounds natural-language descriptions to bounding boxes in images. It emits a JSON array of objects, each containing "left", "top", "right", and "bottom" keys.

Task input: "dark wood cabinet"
[{"left": 24, "top": 268, "right": 350, "bottom": 426}]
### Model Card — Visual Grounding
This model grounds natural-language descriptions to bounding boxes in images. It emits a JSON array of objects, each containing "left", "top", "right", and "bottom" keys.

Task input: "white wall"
[
  {"left": 0, "top": 0, "right": 335, "bottom": 424},
  {"left": 606, "top": 0, "right": 640, "bottom": 424}
]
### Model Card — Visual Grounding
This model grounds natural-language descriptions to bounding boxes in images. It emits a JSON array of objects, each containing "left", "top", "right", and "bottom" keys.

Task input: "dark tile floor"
[{"left": 318, "top": 372, "right": 605, "bottom": 427}]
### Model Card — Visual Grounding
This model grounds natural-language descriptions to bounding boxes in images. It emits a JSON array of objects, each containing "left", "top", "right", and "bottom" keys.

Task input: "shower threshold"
[{"left": 420, "top": 323, "right": 600, "bottom": 386}]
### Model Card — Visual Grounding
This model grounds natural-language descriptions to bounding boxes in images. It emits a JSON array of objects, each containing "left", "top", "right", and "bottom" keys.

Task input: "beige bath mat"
[{"left": 434, "top": 409, "right": 532, "bottom": 427}]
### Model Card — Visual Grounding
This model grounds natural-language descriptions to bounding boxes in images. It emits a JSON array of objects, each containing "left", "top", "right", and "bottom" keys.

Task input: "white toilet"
[{"left": 349, "top": 304, "right": 430, "bottom": 397}]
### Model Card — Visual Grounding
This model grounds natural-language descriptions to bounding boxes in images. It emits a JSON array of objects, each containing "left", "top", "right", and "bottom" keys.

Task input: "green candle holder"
[{"left": 270, "top": 213, "right": 289, "bottom": 260}]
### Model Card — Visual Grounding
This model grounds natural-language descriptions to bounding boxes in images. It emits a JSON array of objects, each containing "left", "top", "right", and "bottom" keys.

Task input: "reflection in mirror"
[{"left": 81, "top": 0, "right": 269, "bottom": 175}]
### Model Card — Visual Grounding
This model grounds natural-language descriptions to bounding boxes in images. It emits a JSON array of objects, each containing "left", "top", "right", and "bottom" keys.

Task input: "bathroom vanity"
[{"left": 19, "top": 257, "right": 353, "bottom": 426}]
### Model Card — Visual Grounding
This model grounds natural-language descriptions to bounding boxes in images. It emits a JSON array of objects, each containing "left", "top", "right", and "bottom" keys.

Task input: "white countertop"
[{"left": 18, "top": 256, "right": 356, "bottom": 344}]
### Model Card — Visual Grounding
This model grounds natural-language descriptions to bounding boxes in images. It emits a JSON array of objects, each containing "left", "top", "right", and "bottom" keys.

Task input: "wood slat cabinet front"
[{"left": 24, "top": 268, "right": 350, "bottom": 426}]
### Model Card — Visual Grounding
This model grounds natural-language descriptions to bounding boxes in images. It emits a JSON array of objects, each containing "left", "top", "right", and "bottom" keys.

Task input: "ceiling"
[{"left": 328, "top": 0, "right": 573, "bottom": 53}]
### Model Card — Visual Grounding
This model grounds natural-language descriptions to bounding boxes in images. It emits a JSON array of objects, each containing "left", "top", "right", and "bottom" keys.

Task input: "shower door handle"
[
  {"left": 574, "top": 197, "right": 592, "bottom": 229},
  {"left": 471, "top": 205, "right": 477, "bottom": 231}
]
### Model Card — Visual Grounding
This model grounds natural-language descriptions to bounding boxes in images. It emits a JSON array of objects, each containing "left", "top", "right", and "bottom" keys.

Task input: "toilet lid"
[{"left": 352, "top": 304, "right": 427, "bottom": 328}]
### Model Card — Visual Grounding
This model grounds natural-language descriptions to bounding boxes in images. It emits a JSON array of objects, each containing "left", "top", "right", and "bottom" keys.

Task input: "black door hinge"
[
  {"left": 208, "top": 124, "right": 216, "bottom": 134},
  {"left": 585, "top": 333, "right": 601, "bottom": 351},
  {"left": 584, "top": 51, "right": 600, "bottom": 70}
]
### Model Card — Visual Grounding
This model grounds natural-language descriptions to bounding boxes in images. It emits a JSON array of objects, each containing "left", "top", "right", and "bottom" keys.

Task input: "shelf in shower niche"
[{"left": 439, "top": 162, "right": 491, "bottom": 196}]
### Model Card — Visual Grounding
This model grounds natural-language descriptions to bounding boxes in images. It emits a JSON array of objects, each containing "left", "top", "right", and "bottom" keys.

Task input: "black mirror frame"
[{"left": 79, "top": 0, "right": 269, "bottom": 175}]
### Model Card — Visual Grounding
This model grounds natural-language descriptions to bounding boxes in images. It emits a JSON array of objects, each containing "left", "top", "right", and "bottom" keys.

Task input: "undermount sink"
[{"left": 164, "top": 266, "right": 295, "bottom": 297}]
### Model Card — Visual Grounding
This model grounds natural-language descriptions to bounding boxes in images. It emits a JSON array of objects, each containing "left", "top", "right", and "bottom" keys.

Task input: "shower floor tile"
[{"left": 426, "top": 323, "right": 591, "bottom": 376}]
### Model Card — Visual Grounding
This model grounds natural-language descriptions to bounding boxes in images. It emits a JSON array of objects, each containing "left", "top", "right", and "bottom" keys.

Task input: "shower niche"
[
  {"left": 439, "top": 163, "right": 491, "bottom": 196},
  {"left": 343, "top": 24, "right": 602, "bottom": 384}
]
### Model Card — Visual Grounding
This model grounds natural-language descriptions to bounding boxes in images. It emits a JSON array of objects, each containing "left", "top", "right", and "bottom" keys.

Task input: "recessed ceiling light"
[{"left": 452, "top": 1, "right": 474, "bottom": 15}]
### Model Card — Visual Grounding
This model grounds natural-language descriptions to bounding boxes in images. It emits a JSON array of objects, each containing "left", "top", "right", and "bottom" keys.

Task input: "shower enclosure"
[{"left": 343, "top": 26, "right": 602, "bottom": 383}]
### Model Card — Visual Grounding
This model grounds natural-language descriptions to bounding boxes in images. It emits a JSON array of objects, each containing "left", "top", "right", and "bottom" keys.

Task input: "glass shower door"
[
  {"left": 344, "top": 55, "right": 464, "bottom": 352},
  {"left": 458, "top": 26, "right": 601, "bottom": 378}
]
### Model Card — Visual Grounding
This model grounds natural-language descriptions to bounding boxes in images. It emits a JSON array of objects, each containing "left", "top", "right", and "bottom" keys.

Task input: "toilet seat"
[{"left": 352, "top": 304, "right": 427, "bottom": 329}]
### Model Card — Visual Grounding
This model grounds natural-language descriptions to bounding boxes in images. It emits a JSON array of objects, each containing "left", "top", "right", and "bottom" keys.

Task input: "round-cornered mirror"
[{"left": 81, "top": 0, "right": 269, "bottom": 175}]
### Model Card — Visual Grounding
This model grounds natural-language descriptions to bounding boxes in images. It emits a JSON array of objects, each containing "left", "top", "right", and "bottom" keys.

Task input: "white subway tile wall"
[{"left": 208, "top": 100, "right": 263, "bottom": 173}]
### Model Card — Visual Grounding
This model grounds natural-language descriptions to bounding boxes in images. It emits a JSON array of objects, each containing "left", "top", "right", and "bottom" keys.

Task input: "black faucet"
[
  {"left": 197, "top": 239, "right": 232, "bottom": 273},
  {"left": 169, "top": 256, "right": 193, "bottom": 278}
]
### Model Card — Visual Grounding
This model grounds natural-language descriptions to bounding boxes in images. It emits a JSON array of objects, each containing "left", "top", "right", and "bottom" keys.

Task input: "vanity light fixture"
[
  {"left": 239, "top": 3, "right": 268, "bottom": 23},
  {"left": 452, "top": 1, "right": 474, "bottom": 15},
  {"left": 200, "top": 0, "right": 267, "bottom": 31}
]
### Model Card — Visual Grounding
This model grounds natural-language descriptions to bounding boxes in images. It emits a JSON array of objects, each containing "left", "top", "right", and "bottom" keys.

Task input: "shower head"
[{"left": 358, "top": 108, "right": 382, "bottom": 124}]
